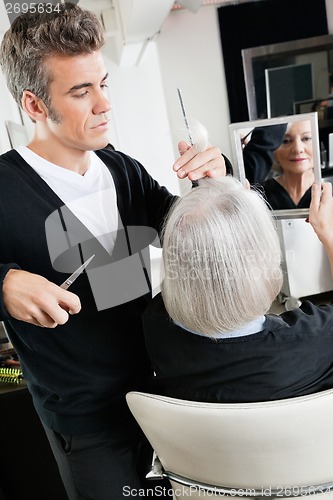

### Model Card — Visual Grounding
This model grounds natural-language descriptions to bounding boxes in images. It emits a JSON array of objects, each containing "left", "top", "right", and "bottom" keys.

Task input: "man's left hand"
[{"left": 173, "top": 141, "right": 226, "bottom": 181}]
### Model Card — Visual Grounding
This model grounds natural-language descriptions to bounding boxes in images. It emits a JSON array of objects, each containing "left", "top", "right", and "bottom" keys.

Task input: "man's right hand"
[{"left": 2, "top": 269, "right": 81, "bottom": 328}]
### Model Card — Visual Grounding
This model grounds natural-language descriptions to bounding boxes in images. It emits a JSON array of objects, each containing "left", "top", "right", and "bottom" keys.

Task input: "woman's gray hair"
[
  {"left": 161, "top": 176, "right": 283, "bottom": 336},
  {"left": 0, "top": 3, "right": 105, "bottom": 110}
]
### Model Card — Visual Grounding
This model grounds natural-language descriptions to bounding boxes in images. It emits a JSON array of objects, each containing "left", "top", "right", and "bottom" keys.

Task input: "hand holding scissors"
[{"left": 2, "top": 255, "right": 94, "bottom": 328}]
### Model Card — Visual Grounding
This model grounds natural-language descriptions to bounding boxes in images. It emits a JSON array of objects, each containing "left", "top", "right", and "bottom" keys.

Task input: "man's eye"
[{"left": 75, "top": 91, "right": 88, "bottom": 99}]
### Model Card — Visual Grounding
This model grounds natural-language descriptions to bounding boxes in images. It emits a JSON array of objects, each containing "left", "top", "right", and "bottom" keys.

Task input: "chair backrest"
[{"left": 126, "top": 390, "right": 333, "bottom": 497}]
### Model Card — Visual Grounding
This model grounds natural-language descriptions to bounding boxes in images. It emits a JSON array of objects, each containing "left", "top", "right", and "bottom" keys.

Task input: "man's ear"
[{"left": 21, "top": 90, "right": 48, "bottom": 122}]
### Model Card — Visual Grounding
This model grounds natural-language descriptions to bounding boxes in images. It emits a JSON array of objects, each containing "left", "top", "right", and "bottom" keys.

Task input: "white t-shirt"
[{"left": 16, "top": 146, "right": 120, "bottom": 254}]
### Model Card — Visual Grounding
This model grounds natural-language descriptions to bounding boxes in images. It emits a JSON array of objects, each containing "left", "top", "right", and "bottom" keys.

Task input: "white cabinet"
[{"left": 277, "top": 218, "right": 333, "bottom": 307}]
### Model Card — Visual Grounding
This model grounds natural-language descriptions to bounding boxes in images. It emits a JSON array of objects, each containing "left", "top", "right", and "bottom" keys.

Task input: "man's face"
[{"left": 43, "top": 50, "right": 111, "bottom": 153}]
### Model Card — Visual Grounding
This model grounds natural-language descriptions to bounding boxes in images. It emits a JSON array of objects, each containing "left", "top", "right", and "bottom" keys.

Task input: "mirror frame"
[{"left": 229, "top": 112, "right": 321, "bottom": 220}]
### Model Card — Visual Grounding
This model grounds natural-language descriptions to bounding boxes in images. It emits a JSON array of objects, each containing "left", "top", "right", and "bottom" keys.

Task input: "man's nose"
[{"left": 93, "top": 90, "right": 112, "bottom": 115}]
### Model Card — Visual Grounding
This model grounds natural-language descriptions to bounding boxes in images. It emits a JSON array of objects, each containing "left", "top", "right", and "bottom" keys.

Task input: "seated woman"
[
  {"left": 143, "top": 176, "right": 333, "bottom": 403},
  {"left": 260, "top": 120, "right": 314, "bottom": 209}
]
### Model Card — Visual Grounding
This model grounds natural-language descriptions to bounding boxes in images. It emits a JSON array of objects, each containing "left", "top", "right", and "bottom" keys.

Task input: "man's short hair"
[{"left": 0, "top": 3, "right": 105, "bottom": 110}]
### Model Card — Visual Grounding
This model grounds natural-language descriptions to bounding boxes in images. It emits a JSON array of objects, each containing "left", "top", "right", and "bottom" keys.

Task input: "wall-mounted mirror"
[
  {"left": 242, "top": 34, "right": 333, "bottom": 121},
  {"left": 229, "top": 112, "right": 321, "bottom": 220}
]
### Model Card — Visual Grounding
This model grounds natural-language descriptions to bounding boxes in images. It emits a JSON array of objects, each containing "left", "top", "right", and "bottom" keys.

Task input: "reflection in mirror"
[
  {"left": 242, "top": 34, "right": 333, "bottom": 121},
  {"left": 229, "top": 112, "right": 321, "bottom": 220}
]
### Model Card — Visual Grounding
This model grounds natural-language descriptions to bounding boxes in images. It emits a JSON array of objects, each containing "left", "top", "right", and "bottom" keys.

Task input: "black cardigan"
[
  {"left": 0, "top": 148, "right": 175, "bottom": 434},
  {"left": 143, "top": 293, "right": 333, "bottom": 403}
]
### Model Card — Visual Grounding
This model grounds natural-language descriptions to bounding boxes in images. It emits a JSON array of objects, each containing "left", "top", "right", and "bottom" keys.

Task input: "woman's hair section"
[{"left": 161, "top": 176, "right": 283, "bottom": 336}]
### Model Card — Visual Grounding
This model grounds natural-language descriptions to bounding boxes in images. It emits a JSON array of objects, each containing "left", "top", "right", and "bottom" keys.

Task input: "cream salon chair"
[{"left": 126, "top": 389, "right": 333, "bottom": 499}]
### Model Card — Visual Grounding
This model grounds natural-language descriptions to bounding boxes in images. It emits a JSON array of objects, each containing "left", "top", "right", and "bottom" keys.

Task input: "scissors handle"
[
  {"left": 60, "top": 254, "right": 95, "bottom": 290},
  {"left": 62, "top": 278, "right": 74, "bottom": 290}
]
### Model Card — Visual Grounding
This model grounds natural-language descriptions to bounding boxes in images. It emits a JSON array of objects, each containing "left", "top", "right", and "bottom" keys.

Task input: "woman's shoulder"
[{"left": 265, "top": 300, "right": 333, "bottom": 335}]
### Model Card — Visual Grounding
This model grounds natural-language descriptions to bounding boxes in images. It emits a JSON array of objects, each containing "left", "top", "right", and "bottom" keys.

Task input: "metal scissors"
[{"left": 60, "top": 254, "right": 95, "bottom": 290}]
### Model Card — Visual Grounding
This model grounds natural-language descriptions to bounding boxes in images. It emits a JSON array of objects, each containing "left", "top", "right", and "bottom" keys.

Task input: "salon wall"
[
  {"left": 156, "top": 5, "right": 230, "bottom": 189},
  {"left": 101, "top": 41, "right": 181, "bottom": 195},
  {"left": 0, "top": 69, "right": 17, "bottom": 153},
  {"left": 0, "top": 4, "right": 34, "bottom": 153},
  {"left": 0, "top": 4, "right": 21, "bottom": 153},
  {"left": 102, "top": 4, "right": 229, "bottom": 195},
  {"left": 101, "top": 4, "right": 229, "bottom": 195}
]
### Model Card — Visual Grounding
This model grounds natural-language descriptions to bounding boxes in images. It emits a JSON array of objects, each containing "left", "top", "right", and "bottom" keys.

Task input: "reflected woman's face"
[{"left": 273, "top": 121, "right": 313, "bottom": 175}]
